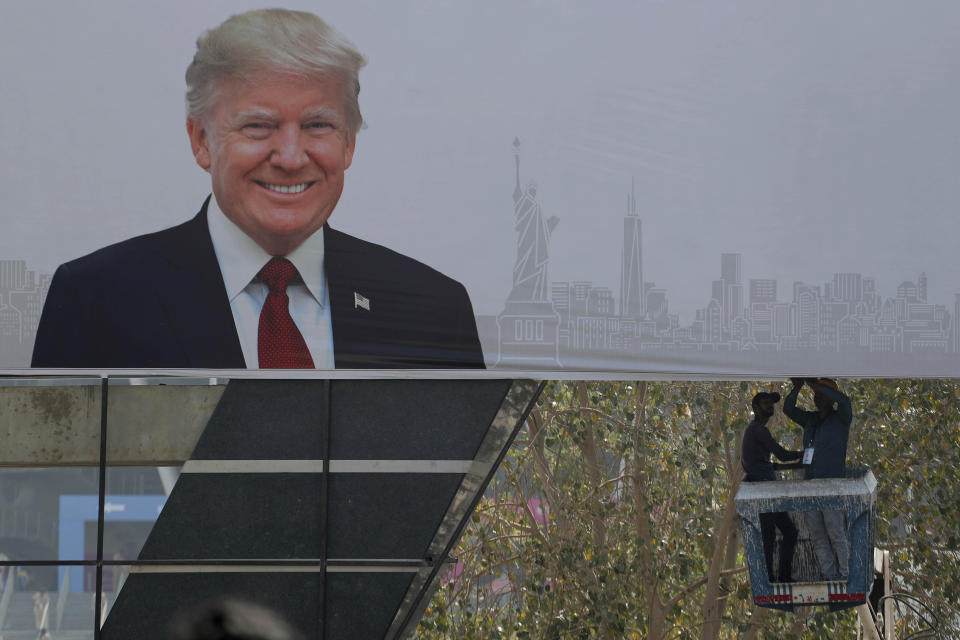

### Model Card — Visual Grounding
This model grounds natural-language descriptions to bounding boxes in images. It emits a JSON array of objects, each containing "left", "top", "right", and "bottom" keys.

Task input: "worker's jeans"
[
  {"left": 805, "top": 510, "right": 849, "bottom": 581},
  {"left": 760, "top": 511, "right": 797, "bottom": 582}
]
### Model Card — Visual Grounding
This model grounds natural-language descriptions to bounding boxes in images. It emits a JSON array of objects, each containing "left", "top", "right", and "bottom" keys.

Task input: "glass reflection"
[
  {"left": 0, "top": 564, "right": 95, "bottom": 639},
  {"left": 100, "top": 468, "right": 175, "bottom": 561},
  {"left": 0, "top": 468, "right": 100, "bottom": 562}
]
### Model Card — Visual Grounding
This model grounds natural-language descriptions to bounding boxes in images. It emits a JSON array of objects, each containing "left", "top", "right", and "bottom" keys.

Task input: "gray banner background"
[{"left": 2, "top": 1, "right": 958, "bottom": 374}]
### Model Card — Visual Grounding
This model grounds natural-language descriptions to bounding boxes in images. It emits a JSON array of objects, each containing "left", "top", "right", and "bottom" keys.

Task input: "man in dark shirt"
[
  {"left": 784, "top": 377, "right": 853, "bottom": 580},
  {"left": 741, "top": 391, "right": 802, "bottom": 583}
]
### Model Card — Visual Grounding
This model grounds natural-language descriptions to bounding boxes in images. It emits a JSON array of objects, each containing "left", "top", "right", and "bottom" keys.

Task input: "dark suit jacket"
[{"left": 32, "top": 202, "right": 485, "bottom": 369}]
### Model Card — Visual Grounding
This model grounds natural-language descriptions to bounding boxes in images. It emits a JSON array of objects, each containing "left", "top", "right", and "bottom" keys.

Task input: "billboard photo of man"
[{"left": 31, "top": 9, "right": 484, "bottom": 370}]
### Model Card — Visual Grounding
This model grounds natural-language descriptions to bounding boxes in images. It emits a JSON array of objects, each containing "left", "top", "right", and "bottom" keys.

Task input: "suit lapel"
[
  {"left": 325, "top": 225, "right": 387, "bottom": 368},
  {"left": 154, "top": 201, "right": 246, "bottom": 368},
  {"left": 325, "top": 225, "right": 361, "bottom": 368}
]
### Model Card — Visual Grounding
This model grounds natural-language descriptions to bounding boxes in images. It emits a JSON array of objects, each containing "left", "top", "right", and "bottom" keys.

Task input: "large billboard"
[{"left": 2, "top": 1, "right": 959, "bottom": 375}]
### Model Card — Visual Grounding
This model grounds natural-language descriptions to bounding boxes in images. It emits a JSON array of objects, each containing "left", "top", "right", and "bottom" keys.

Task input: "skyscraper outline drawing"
[
  {"left": 620, "top": 179, "right": 643, "bottom": 318},
  {"left": 483, "top": 140, "right": 959, "bottom": 372}
]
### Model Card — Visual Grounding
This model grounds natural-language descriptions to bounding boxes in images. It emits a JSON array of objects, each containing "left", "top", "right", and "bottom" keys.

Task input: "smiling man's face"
[{"left": 187, "top": 72, "right": 355, "bottom": 256}]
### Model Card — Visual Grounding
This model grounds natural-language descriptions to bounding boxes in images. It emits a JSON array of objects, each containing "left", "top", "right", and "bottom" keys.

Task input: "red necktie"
[{"left": 257, "top": 257, "right": 315, "bottom": 368}]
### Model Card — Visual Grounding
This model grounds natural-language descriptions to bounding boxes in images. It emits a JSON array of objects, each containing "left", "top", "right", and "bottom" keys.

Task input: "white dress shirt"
[{"left": 206, "top": 196, "right": 335, "bottom": 368}]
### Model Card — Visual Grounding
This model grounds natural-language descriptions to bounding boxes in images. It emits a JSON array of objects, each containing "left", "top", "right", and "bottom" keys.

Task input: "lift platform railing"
[{"left": 735, "top": 466, "right": 877, "bottom": 612}]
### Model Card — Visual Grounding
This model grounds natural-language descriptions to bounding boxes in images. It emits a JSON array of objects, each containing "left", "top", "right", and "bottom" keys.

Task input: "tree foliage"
[{"left": 417, "top": 379, "right": 960, "bottom": 639}]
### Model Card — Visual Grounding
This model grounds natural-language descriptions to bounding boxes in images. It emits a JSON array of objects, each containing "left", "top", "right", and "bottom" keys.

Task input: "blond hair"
[{"left": 185, "top": 9, "right": 366, "bottom": 136}]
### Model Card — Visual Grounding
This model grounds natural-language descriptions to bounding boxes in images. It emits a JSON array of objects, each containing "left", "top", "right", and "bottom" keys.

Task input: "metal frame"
[
  {"left": 0, "top": 375, "right": 542, "bottom": 639},
  {"left": 386, "top": 379, "right": 546, "bottom": 639}
]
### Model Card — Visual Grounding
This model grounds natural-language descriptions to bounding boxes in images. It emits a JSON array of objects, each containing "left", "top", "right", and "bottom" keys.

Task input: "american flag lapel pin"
[{"left": 353, "top": 291, "right": 371, "bottom": 311}]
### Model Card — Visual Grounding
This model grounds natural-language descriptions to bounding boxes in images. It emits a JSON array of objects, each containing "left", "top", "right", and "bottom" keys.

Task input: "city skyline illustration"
[
  {"left": 477, "top": 140, "right": 960, "bottom": 372},
  {"left": 1, "top": 140, "right": 959, "bottom": 372}
]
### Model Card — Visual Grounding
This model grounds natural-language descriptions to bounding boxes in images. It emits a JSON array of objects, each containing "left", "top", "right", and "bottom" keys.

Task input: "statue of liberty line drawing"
[{"left": 497, "top": 138, "right": 562, "bottom": 368}]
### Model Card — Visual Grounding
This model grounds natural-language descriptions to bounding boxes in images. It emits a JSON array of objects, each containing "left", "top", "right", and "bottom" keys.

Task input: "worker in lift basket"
[
  {"left": 784, "top": 377, "right": 853, "bottom": 581},
  {"left": 741, "top": 391, "right": 803, "bottom": 583}
]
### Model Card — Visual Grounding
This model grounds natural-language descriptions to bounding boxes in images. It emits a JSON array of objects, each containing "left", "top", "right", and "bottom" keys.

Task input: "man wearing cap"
[
  {"left": 784, "top": 377, "right": 853, "bottom": 581},
  {"left": 741, "top": 391, "right": 802, "bottom": 583}
]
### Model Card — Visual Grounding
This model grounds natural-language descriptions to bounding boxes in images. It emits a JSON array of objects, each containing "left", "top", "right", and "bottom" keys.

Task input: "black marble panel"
[
  {"left": 191, "top": 379, "right": 327, "bottom": 460},
  {"left": 329, "top": 379, "right": 511, "bottom": 459},
  {"left": 139, "top": 474, "right": 324, "bottom": 560},
  {"left": 326, "top": 473, "right": 464, "bottom": 559},
  {"left": 325, "top": 571, "right": 416, "bottom": 640},
  {"left": 109, "top": 379, "right": 533, "bottom": 639},
  {"left": 102, "top": 572, "right": 322, "bottom": 640}
]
